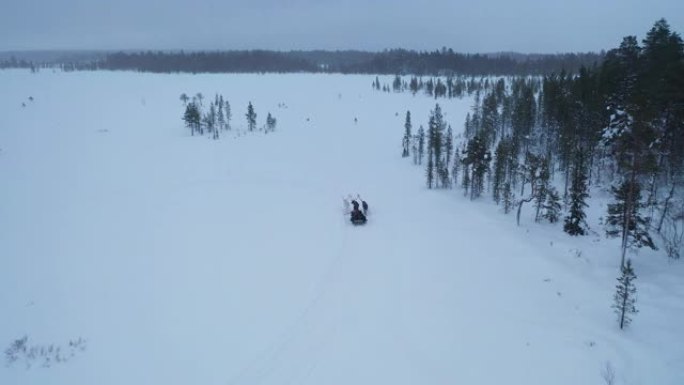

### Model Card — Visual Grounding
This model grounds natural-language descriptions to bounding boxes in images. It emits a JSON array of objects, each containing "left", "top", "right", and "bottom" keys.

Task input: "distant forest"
[{"left": 0, "top": 49, "right": 602, "bottom": 76}]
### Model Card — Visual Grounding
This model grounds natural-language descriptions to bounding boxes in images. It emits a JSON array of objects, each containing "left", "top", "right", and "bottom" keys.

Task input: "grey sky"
[{"left": 1, "top": 0, "right": 682, "bottom": 53}]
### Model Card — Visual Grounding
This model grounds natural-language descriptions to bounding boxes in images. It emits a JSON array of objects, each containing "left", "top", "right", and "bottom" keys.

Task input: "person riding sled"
[{"left": 350, "top": 207, "right": 366, "bottom": 225}]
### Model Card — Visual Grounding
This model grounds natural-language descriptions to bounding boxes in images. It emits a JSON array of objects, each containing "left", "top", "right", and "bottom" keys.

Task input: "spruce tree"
[
  {"left": 612, "top": 259, "right": 638, "bottom": 330},
  {"left": 444, "top": 125, "right": 454, "bottom": 186},
  {"left": 409, "top": 77, "right": 419, "bottom": 95},
  {"left": 502, "top": 182, "right": 515, "bottom": 214},
  {"left": 492, "top": 139, "right": 510, "bottom": 204},
  {"left": 217, "top": 98, "right": 225, "bottom": 130},
  {"left": 606, "top": 180, "right": 657, "bottom": 266},
  {"left": 183, "top": 102, "right": 201, "bottom": 136},
  {"left": 426, "top": 123, "right": 435, "bottom": 189},
  {"left": 463, "top": 135, "right": 490, "bottom": 200},
  {"left": 393, "top": 75, "right": 402, "bottom": 92},
  {"left": 224, "top": 100, "right": 232, "bottom": 130},
  {"left": 204, "top": 104, "right": 218, "bottom": 139},
  {"left": 417, "top": 126, "right": 425, "bottom": 165},
  {"left": 266, "top": 113, "right": 277, "bottom": 132},
  {"left": 451, "top": 144, "right": 461, "bottom": 187},
  {"left": 246, "top": 102, "right": 257, "bottom": 132},
  {"left": 402, "top": 111, "right": 412, "bottom": 158},
  {"left": 542, "top": 187, "right": 562, "bottom": 223},
  {"left": 534, "top": 156, "right": 551, "bottom": 222},
  {"left": 426, "top": 148, "right": 434, "bottom": 189},
  {"left": 563, "top": 156, "right": 589, "bottom": 236}
]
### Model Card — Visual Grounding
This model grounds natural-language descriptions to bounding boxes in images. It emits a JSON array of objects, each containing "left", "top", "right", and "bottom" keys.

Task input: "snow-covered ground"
[{"left": 1, "top": 70, "right": 682, "bottom": 385}]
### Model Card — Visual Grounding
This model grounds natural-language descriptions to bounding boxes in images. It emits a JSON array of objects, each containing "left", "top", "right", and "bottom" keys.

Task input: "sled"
[
  {"left": 350, "top": 215, "right": 367, "bottom": 225},
  {"left": 351, "top": 217, "right": 367, "bottom": 225}
]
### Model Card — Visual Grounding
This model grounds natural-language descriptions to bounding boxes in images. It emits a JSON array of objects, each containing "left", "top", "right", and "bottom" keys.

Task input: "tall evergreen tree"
[
  {"left": 462, "top": 135, "right": 490, "bottom": 200},
  {"left": 417, "top": 125, "right": 425, "bottom": 165},
  {"left": 534, "top": 156, "right": 551, "bottom": 222},
  {"left": 393, "top": 75, "right": 402, "bottom": 92},
  {"left": 402, "top": 111, "right": 412, "bottom": 157},
  {"left": 217, "top": 98, "right": 225, "bottom": 130},
  {"left": 502, "top": 182, "right": 515, "bottom": 214},
  {"left": 542, "top": 186, "right": 562, "bottom": 223},
  {"left": 612, "top": 259, "right": 638, "bottom": 330},
  {"left": 409, "top": 77, "right": 419, "bottom": 95},
  {"left": 246, "top": 102, "right": 257, "bottom": 131},
  {"left": 266, "top": 113, "right": 277, "bottom": 132},
  {"left": 563, "top": 155, "right": 589, "bottom": 236},
  {"left": 183, "top": 102, "right": 201, "bottom": 136},
  {"left": 224, "top": 100, "right": 232, "bottom": 130},
  {"left": 606, "top": 180, "right": 657, "bottom": 266},
  {"left": 426, "top": 144, "right": 434, "bottom": 189},
  {"left": 492, "top": 138, "right": 512, "bottom": 204},
  {"left": 204, "top": 103, "right": 218, "bottom": 139},
  {"left": 443, "top": 125, "right": 454, "bottom": 188}
]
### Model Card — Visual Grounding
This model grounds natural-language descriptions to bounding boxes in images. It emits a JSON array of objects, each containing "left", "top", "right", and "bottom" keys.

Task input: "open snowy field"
[{"left": 1, "top": 69, "right": 683, "bottom": 385}]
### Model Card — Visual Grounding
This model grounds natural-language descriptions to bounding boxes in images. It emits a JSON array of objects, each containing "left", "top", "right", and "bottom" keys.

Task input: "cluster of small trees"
[
  {"left": 181, "top": 93, "right": 276, "bottom": 138},
  {"left": 373, "top": 75, "right": 494, "bottom": 98}
]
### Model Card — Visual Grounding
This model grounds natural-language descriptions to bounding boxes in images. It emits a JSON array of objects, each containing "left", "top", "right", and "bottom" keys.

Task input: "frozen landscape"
[{"left": 1, "top": 69, "right": 683, "bottom": 385}]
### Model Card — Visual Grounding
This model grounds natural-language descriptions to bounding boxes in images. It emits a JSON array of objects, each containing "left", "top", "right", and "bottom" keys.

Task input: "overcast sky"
[{"left": 1, "top": 0, "right": 682, "bottom": 53}]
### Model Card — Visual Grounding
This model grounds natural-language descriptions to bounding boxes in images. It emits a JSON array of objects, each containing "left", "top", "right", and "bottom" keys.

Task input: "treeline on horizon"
[{"left": 0, "top": 48, "right": 602, "bottom": 76}]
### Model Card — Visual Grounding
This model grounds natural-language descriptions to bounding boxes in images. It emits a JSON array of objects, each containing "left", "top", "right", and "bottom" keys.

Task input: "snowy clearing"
[{"left": 1, "top": 70, "right": 683, "bottom": 385}]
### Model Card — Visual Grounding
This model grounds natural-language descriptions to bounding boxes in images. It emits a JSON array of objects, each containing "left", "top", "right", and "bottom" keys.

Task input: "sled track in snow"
[{"left": 227, "top": 220, "right": 353, "bottom": 385}]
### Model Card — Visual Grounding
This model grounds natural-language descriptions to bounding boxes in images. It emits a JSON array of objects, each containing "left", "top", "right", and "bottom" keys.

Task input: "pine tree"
[
  {"left": 417, "top": 126, "right": 425, "bottom": 165},
  {"left": 426, "top": 150, "right": 434, "bottom": 189},
  {"left": 393, "top": 75, "right": 402, "bottom": 92},
  {"left": 224, "top": 100, "right": 232, "bottom": 130},
  {"left": 612, "top": 259, "right": 638, "bottom": 329},
  {"left": 246, "top": 102, "right": 257, "bottom": 132},
  {"left": 492, "top": 139, "right": 510, "bottom": 204},
  {"left": 563, "top": 156, "right": 589, "bottom": 235},
  {"left": 183, "top": 102, "right": 201, "bottom": 136},
  {"left": 409, "top": 77, "right": 419, "bottom": 95},
  {"left": 534, "top": 156, "right": 551, "bottom": 222},
  {"left": 217, "top": 98, "right": 225, "bottom": 130},
  {"left": 428, "top": 104, "right": 447, "bottom": 188},
  {"left": 266, "top": 113, "right": 277, "bottom": 132},
  {"left": 451, "top": 143, "right": 461, "bottom": 187},
  {"left": 204, "top": 104, "right": 218, "bottom": 139},
  {"left": 444, "top": 125, "right": 454, "bottom": 186},
  {"left": 462, "top": 135, "right": 490, "bottom": 200},
  {"left": 502, "top": 182, "right": 514, "bottom": 214},
  {"left": 606, "top": 180, "right": 657, "bottom": 265},
  {"left": 542, "top": 186, "right": 562, "bottom": 223},
  {"left": 426, "top": 126, "right": 435, "bottom": 189},
  {"left": 402, "top": 111, "right": 412, "bottom": 157}
]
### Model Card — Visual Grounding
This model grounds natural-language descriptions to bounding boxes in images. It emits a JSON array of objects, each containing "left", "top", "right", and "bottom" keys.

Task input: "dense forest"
[
  {"left": 402, "top": 19, "right": 683, "bottom": 264},
  {"left": 1, "top": 49, "right": 601, "bottom": 76}
]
